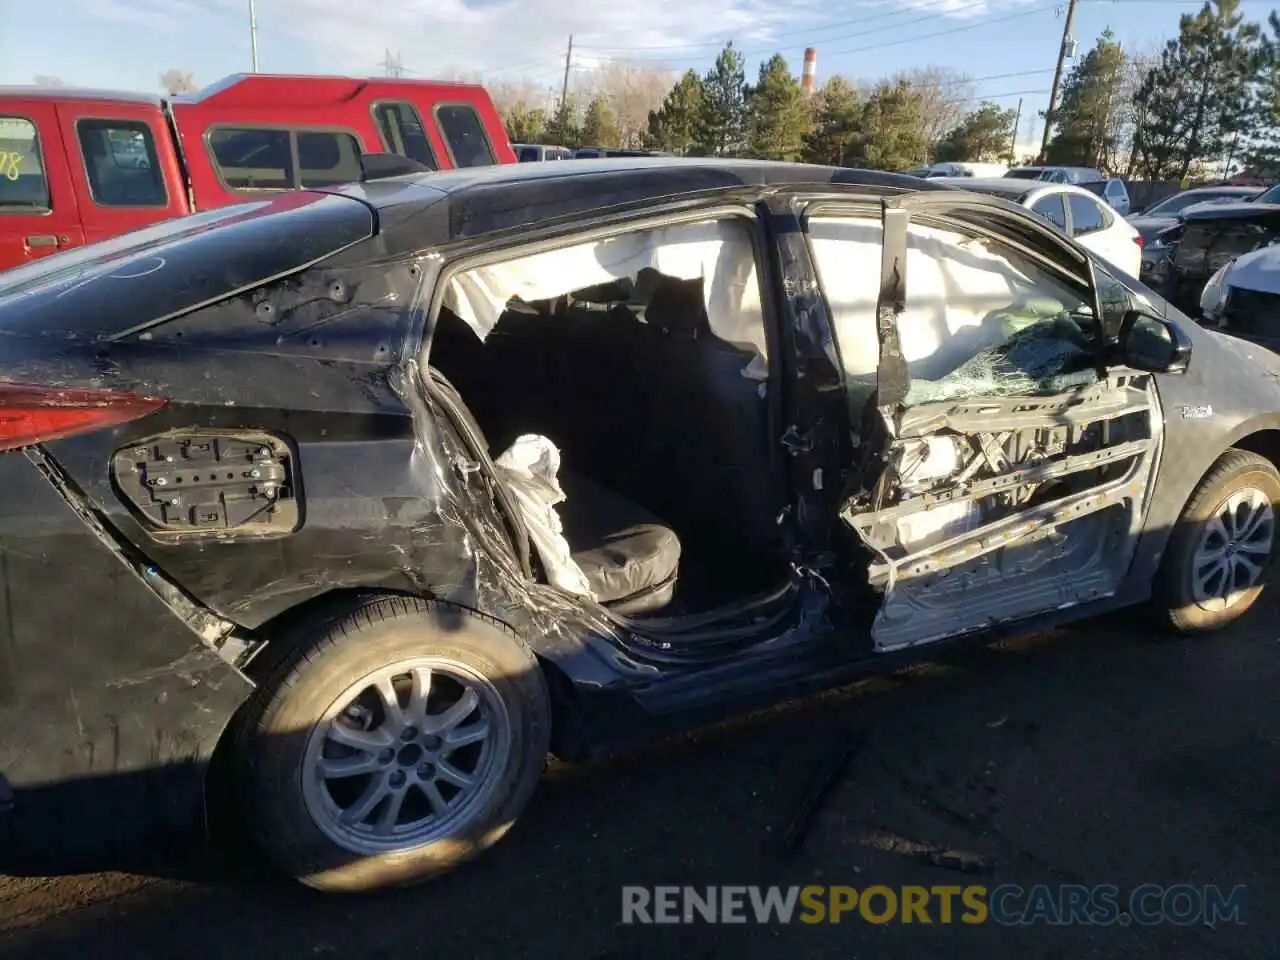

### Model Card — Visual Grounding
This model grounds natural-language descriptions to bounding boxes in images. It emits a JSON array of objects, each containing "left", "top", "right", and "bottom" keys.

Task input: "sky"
[{"left": 2, "top": 0, "right": 1275, "bottom": 154}]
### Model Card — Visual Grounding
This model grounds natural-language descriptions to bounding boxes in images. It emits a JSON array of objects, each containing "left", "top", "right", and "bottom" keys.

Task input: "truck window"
[
  {"left": 208, "top": 127, "right": 363, "bottom": 191},
  {"left": 373, "top": 103, "right": 437, "bottom": 169},
  {"left": 296, "top": 131, "right": 362, "bottom": 187},
  {"left": 209, "top": 128, "right": 293, "bottom": 190},
  {"left": 0, "top": 117, "right": 50, "bottom": 210},
  {"left": 76, "top": 119, "right": 167, "bottom": 207},
  {"left": 435, "top": 105, "right": 494, "bottom": 168}
]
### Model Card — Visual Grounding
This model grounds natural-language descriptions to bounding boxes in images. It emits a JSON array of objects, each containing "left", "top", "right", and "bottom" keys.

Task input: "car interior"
[
  {"left": 426, "top": 217, "right": 790, "bottom": 618},
  {"left": 425, "top": 212, "right": 1114, "bottom": 622}
]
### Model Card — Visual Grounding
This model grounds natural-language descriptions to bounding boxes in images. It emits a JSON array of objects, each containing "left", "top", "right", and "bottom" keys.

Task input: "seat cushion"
[{"left": 557, "top": 472, "right": 681, "bottom": 613}]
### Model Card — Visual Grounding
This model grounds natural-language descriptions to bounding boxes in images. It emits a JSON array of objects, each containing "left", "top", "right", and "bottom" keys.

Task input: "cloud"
[{"left": 79, "top": 0, "right": 833, "bottom": 82}]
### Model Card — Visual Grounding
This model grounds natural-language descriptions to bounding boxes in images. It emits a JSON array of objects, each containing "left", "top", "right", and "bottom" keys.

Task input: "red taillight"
[
  {"left": 1134, "top": 234, "right": 1145, "bottom": 247},
  {"left": 0, "top": 384, "right": 167, "bottom": 453}
]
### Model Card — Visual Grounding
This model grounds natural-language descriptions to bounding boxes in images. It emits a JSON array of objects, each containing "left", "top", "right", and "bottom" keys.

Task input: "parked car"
[
  {"left": 917, "top": 161, "right": 1009, "bottom": 178},
  {"left": 573, "top": 147, "right": 672, "bottom": 158},
  {"left": 933, "top": 176, "right": 1143, "bottom": 276},
  {"left": 1077, "top": 178, "right": 1131, "bottom": 215},
  {"left": 0, "top": 74, "right": 515, "bottom": 271},
  {"left": 1129, "top": 185, "right": 1264, "bottom": 240},
  {"left": 1004, "top": 165, "right": 1105, "bottom": 184},
  {"left": 1199, "top": 242, "right": 1280, "bottom": 350},
  {"left": 513, "top": 143, "right": 574, "bottom": 162},
  {"left": 1145, "top": 182, "right": 1280, "bottom": 314},
  {"left": 5, "top": 158, "right": 1280, "bottom": 896}
]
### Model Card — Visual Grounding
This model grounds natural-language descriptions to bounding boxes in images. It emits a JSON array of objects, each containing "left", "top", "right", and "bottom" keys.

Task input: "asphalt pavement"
[{"left": 1, "top": 600, "right": 1277, "bottom": 960}]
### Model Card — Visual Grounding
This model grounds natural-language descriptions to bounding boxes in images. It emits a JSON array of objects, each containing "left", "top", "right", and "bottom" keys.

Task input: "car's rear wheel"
[
  {"left": 1158, "top": 449, "right": 1280, "bottom": 632},
  {"left": 234, "top": 596, "right": 550, "bottom": 893}
]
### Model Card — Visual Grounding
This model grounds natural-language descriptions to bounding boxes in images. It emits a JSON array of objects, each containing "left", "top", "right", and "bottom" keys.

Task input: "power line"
[{"left": 578, "top": 0, "right": 995, "bottom": 54}]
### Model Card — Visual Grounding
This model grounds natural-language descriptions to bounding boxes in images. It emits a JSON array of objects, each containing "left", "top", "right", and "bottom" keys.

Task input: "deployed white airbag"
[
  {"left": 443, "top": 218, "right": 768, "bottom": 376},
  {"left": 493, "top": 434, "right": 595, "bottom": 599}
]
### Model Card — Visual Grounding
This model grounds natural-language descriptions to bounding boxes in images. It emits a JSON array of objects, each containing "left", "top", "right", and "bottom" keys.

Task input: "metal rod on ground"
[
  {"left": 249, "top": 0, "right": 259, "bottom": 72},
  {"left": 1038, "top": 0, "right": 1078, "bottom": 162}
]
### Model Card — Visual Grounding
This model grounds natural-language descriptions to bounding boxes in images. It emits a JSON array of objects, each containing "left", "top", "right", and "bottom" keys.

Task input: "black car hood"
[
  {"left": 1183, "top": 201, "right": 1280, "bottom": 223},
  {"left": 1130, "top": 215, "right": 1179, "bottom": 238}
]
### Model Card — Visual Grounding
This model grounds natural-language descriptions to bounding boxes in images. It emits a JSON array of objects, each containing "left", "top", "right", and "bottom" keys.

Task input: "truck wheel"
[
  {"left": 235, "top": 596, "right": 550, "bottom": 893},
  {"left": 1158, "top": 449, "right": 1280, "bottom": 633}
]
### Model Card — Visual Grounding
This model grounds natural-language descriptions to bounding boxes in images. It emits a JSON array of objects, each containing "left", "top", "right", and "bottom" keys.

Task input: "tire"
[
  {"left": 1157, "top": 449, "right": 1280, "bottom": 633},
  {"left": 234, "top": 596, "right": 550, "bottom": 893}
]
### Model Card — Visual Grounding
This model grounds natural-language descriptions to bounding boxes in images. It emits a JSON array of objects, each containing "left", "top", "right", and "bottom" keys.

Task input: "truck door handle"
[{"left": 24, "top": 234, "right": 61, "bottom": 248}]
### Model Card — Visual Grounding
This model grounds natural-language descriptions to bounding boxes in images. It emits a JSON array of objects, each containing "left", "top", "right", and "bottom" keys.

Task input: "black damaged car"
[
  {"left": 3, "top": 159, "right": 1280, "bottom": 893},
  {"left": 1146, "top": 181, "right": 1280, "bottom": 313}
]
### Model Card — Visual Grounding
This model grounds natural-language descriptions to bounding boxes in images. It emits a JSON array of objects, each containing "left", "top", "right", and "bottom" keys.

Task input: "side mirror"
[{"left": 1115, "top": 309, "right": 1192, "bottom": 374}]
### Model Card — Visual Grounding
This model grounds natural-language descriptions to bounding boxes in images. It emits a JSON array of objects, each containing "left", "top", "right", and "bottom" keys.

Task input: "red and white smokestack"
[{"left": 801, "top": 48, "right": 817, "bottom": 94}]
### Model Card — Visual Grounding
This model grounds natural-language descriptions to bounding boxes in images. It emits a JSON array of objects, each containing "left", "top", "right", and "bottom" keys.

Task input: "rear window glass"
[
  {"left": 435, "top": 105, "right": 495, "bottom": 168},
  {"left": 76, "top": 118, "right": 167, "bottom": 207},
  {"left": 0, "top": 117, "right": 50, "bottom": 210},
  {"left": 517, "top": 146, "right": 539, "bottom": 162},
  {"left": 373, "top": 102, "right": 437, "bottom": 169},
  {"left": 1069, "top": 194, "right": 1109, "bottom": 235},
  {"left": 209, "top": 127, "right": 363, "bottom": 190},
  {"left": 1031, "top": 193, "right": 1068, "bottom": 230}
]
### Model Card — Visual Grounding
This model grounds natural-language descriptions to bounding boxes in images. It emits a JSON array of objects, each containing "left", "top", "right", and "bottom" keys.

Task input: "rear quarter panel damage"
[{"left": 0, "top": 452, "right": 253, "bottom": 873}]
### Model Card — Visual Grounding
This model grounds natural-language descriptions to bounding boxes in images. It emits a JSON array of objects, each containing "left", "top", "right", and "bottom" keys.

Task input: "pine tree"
[
  {"left": 1132, "top": 0, "right": 1263, "bottom": 180},
  {"left": 934, "top": 103, "right": 1017, "bottom": 163},
  {"left": 1045, "top": 29, "right": 1126, "bottom": 169},
  {"left": 802, "top": 76, "right": 860, "bottom": 166},
  {"left": 646, "top": 70, "right": 706, "bottom": 155},
  {"left": 745, "top": 55, "right": 812, "bottom": 160},
  {"left": 847, "top": 82, "right": 929, "bottom": 171},
  {"left": 1245, "top": 12, "right": 1280, "bottom": 174},
  {"left": 581, "top": 96, "right": 621, "bottom": 148},
  {"left": 503, "top": 102, "right": 547, "bottom": 144},
  {"left": 700, "top": 42, "right": 748, "bottom": 157}
]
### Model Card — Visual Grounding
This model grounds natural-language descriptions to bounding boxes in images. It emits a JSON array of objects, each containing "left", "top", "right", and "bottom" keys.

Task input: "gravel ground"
[{"left": 1, "top": 603, "right": 1277, "bottom": 960}]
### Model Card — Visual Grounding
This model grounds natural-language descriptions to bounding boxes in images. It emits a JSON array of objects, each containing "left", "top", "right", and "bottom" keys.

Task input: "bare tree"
[
  {"left": 160, "top": 70, "right": 198, "bottom": 95},
  {"left": 583, "top": 60, "right": 677, "bottom": 148},
  {"left": 485, "top": 79, "right": 554, "bottom": 118},
  {"left": 32, "top": 75, "right": 66, "bottom": 87},
  {"left": 894, "top": 66, "right": 976, "bottom": 154},
  {"left": 1112, "top": 47, "right": 1160, "bottom": 177}
]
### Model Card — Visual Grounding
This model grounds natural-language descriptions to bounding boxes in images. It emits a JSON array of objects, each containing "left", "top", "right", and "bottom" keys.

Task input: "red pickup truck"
[{"left": 0, "top": 73, "right": 515, "bottom": 270}]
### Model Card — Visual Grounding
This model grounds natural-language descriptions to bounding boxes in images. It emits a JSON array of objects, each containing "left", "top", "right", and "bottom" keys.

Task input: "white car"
[
  {"left": 1199, "top": 243, "right": 1280, "bottom": 350},
  {"left": 934, "top": 177, "right": 1144, "bottom": 278}
]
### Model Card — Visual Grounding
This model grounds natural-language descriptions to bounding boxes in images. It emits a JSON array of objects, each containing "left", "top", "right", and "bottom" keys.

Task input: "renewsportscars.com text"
[{"left": 621, "top": 884, "right": 1248, "bottom": 927}]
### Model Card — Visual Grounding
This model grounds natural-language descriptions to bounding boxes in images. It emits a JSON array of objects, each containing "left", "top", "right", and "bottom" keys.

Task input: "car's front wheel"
[
  {"left": 234, "top": 596, "right": 550, "bottom": 893},
  {"left": 1159, "top": 449, "right": 1280, "bottom": 632}
]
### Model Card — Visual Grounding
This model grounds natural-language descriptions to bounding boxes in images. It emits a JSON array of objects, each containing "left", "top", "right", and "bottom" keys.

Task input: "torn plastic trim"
[
  {"left": 894, "top": 388, "right": 1151, "bottom": 438},
  {"left": 844, "top": 436, "right": 1151, "bottom": 570},
  {"left": 22, "top": 445, "right": 259, "bottom": 671}
]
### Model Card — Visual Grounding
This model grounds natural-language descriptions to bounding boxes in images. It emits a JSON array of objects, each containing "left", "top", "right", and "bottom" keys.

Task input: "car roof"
[
  {"left": 1178, "top": 185, "right": 1262, "bottom": 195},
  {"left": 324, "top": 158, "right": 950, "bottom": 256},
  {"left": 932, "top": 177, "right": 1033, "bottom": 198},
  {"left": 933, "top": 177, "right": 1108, "bottom": 202}
]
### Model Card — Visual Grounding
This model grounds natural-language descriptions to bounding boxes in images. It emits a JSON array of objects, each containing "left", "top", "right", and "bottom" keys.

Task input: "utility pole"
[
  {"left": 1038, "top": 0, "right": 1078, "bottom": 162},
  {"left": 558, "top": 35, "right": 574, "bottom": 140},
  {"left": 1009, "top": 97, "right": 1023, "bottom": 165},
  {"left": 249, "top": 0, "right": 259, "bottom": 72}
]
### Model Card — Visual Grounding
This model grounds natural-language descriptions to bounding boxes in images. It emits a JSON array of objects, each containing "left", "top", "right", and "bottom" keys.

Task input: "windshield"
[
  {"left": 1005, "top": 169, "right": 1046, "bottom": 180},
  {"left": 1256, "top": 184, "right": 1280, "bottom": 204},
  {"left": 1147, "top": 190, "right": 1247, "bottom": 216}
]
